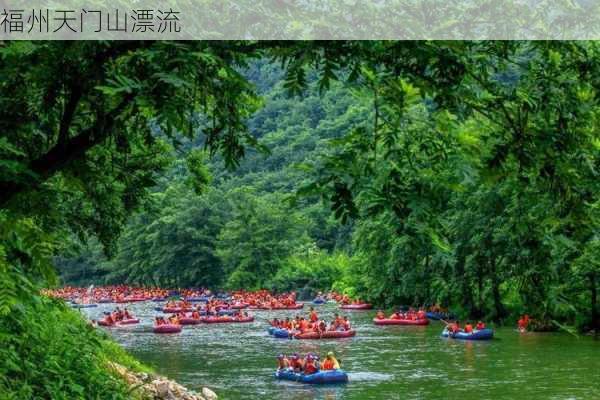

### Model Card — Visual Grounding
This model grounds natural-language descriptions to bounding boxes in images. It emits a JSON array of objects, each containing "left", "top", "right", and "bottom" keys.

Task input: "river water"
[{"left": 81, "top": 302, "right": 600, "bottom": 400}]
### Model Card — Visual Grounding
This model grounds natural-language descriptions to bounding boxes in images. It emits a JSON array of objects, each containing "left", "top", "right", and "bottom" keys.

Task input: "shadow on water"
[{"left": 81, "top": 303, "right": 600, "bottom": 400}]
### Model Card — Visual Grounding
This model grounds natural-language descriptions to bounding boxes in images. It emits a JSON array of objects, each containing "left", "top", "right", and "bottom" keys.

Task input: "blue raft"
[
  {"left": 441, "top": 328, "right": 494, "bottom": 341},
  {"left": 312, "top": 298, "right": 326, "bottom": 305},
  {"left": 270, "top": 328, "right": 292, "bottom": 339},
  {"left": 275, "top": 369, "right": 348, "bottom": 384}
]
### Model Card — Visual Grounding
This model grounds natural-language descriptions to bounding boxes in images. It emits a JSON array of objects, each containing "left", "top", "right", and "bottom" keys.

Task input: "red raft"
[
  {"left": 98, "top": 318, "right": 114, "bottom": 327},
  {"left": 340, "top": 304, "right": 373, "bottom": 310},
  {"left": 153, "top": 324, "right": 182, "bottom": 333},
  {"left": 294, "top": 330, "right": 356, "bottom": 339},
  {"left": 201, "top": 316, "right": 255, "bottom": 324},
  {"left": 249, "top": 304, "right": 304, "bottom": 310},
  {"left": 373, "top": 318, "right": 429, "bottom": 326},
  {"left": 162, "top": 307, "right": 192, "bottom": 313},
  {"left": 116, "top": 297, "right": 146, "bottom": 303},
  {"left": 116, "top": 318, "right": 140, "bottom": 326},
  {"left": 179, "top": 317, "right": 202, "bottom": 325}
]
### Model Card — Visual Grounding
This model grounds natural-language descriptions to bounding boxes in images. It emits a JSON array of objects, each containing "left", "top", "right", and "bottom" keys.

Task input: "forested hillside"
[
  {"left": 54, "top": 48, "right": 600, "bottom": 333},
  {"left": 55, "top": 60, "right": 363, "bottom": 295}
]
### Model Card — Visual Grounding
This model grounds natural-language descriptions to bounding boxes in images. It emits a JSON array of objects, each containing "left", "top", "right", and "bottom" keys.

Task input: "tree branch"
[{"left": 0, "top": 93, "right": 135, "bottom": 209}]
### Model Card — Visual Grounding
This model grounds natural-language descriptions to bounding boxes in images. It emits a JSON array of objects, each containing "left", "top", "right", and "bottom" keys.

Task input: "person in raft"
[
  {"left": 303, "top": 354, "right": 319, "bottom": 374},
  {"left": 464, "top": 321, "right": 474, "bottom": 333},
  {"left": 476, "top": 320, "right": 486, "bottom": 330},
  {"left": 320, "top": 351, "right": 341, "bottom": 370},
  {"left": 155, "top": 316, "right": 167, "bottom": 325},
  {"left": 517, "top": 315, "right": 530, "bottom": 332},
  {"left": 342, "top": 316, "right": 351, "bottom": 330},
  {"left": 276, "top": 354, "right": 290, "bottom": 370},
  {"left": 447, "top": 320, "right": 461, "bottom": 334},
  {"left": 289, "top": 353, "right": 304, "bottom": 372},
  {"left": 309, "top": 307, "right": 319, "bottom": 323}
]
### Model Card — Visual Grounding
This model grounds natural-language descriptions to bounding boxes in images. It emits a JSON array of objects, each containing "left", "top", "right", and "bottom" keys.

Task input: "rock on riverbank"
[{"left": 109, "top": 362, "right": 217, "bottom": 400}]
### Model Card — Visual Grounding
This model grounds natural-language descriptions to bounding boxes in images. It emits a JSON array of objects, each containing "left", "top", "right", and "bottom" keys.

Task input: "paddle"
[{"left": 439, "top": 318, "right": 457, "bottom": 337}]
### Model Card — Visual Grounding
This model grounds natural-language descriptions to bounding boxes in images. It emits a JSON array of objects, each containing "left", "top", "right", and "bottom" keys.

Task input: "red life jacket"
[{"left": 304, "top": 362, "right": 318, "bottom": 374}]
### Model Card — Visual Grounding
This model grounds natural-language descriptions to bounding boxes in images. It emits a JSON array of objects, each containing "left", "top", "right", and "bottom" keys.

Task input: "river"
[{"left": 81, "top": 302, "right": 600, "bottom": 400}]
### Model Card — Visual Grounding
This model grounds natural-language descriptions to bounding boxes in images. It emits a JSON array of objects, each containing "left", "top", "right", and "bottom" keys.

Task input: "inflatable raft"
[
  {"left": 179, "top": 317, "right": 202, "bottom": 325},
  {"left": 441, "top": 328, "right": 494, "bottom": 340},
  {"left": 373, "top": 318, "right": 429, "bottom": 326},
  {"left": 98, "top": 318, "right": 114, "bottom": 327},
  {"left": 270, "top": 328, "right": 293, "bottom": 338},
  {"left": 312, "top": 298, "right": 326, "bottom": 305},
  {"left": 275, "top": 369, "right": 348, "bottom": 384},
  {"left": 161, "top": 307, "right": 193, "bottom": 313},
  {"left": 184, "top": 296, "right": 212, "bottom": 302},
  {"left": 249, "top": 304, "right": 304, "bottom": 310},
  {"left": 340, "top": 304, "right": 372, "bottom": 310},
  {"left": 153, "top": 324, "right": 182, "bottom": 334},
  {"left": 201, "top": 316, "right": 254, "bottom": 324},
  {"left": 116, "top": 318, "right": 140, "bottom": 325},
  {"left": 294, "top": 330, "right": 356, "bottom": 340}
]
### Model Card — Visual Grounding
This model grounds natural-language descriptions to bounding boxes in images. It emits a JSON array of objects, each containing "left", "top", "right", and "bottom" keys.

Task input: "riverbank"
[
  {"left": 0, "top": 296, "right": 218, "bottom": 399},
  {"left": 110, "top": 362, "right": 217, "bottom": 400}
]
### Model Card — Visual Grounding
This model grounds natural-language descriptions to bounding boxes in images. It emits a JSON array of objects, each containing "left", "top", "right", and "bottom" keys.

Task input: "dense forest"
[
  {"left": 55, "top": 60, "right": 359, "bottom": 295},
  {"left": 50, "top": 47, "right": 600, "bottom": 333},
  {"left": 1, "top": 41, "right": 599, "bottom": 398}
]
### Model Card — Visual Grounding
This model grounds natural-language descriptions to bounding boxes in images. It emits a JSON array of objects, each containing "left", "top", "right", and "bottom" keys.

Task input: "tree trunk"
[
  {"left": 476, "top": 266, "right": 484, "bottom": 319},
  {"left": 590, "top": 273, "right": 598, "bottom": 333},
  {"left": 455, "top": 255, "right": 474, "bottom": 315},
  {"left": 423, "top": 254, "right": 430, "bottom": 306},
  {"left": 490, "top": 257, "right": 507, "bottom": 321}
]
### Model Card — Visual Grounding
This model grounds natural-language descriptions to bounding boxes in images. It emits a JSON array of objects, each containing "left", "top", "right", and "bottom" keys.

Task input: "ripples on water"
[{"left": 81, "top": 303, "right": 600, "bottom": 400}]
